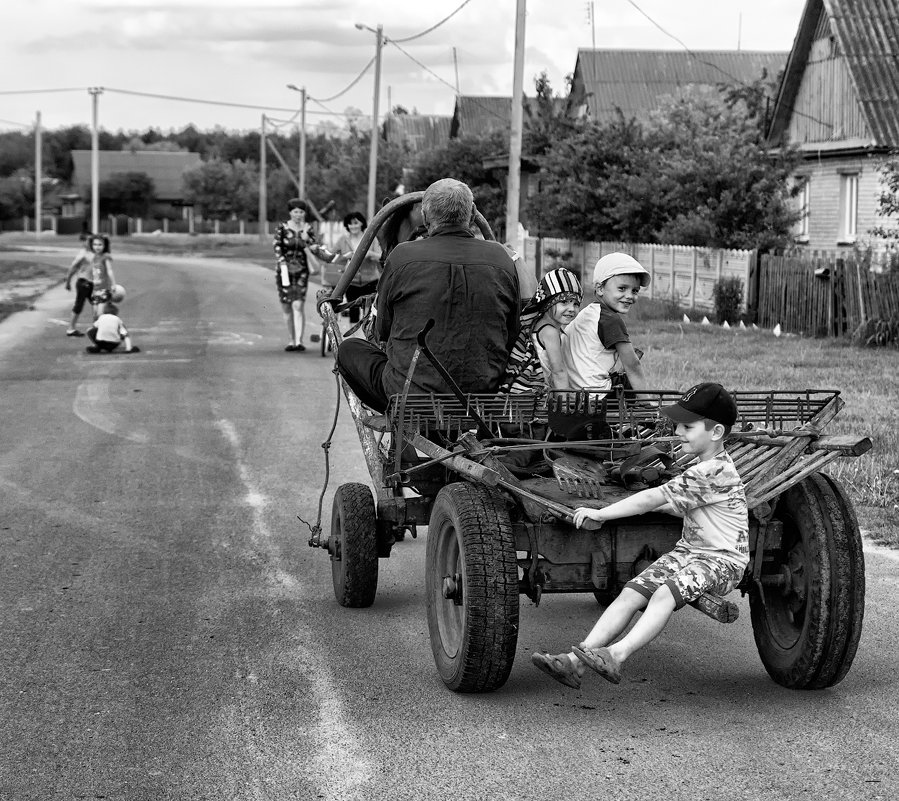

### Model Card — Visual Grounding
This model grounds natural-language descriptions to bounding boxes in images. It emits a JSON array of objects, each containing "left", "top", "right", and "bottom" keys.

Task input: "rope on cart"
[{"left": 297, "top": 365, "right": 343, "bottom": 546}]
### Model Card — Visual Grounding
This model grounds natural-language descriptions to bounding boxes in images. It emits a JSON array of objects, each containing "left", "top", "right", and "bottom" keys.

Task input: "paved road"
[{"left": 1, "top": 252, "right": 896, "bottom": 801}]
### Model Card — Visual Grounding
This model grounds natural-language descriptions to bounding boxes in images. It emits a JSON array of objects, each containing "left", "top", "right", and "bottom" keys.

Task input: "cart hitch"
[{"left": 416, "top": 319, "right": 494, "bottom": 439}]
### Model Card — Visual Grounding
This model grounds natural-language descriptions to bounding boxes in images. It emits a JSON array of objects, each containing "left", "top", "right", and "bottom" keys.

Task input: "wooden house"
[
  {"left": 766, "top": 0, "right": 899, "bottom": 251},
  {"left": 70, "top": 149, "right": 202, "bottom": 220},
  {"left": 383, "top": 113, "right": 451, "bottom": 154},
  {"left": 567, "top": 49, "right": 787, "bottom": 123}
]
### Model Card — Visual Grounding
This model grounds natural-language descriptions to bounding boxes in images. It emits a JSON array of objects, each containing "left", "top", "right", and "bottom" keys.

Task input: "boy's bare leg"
[
  {"left": 604, "top": 585, "right": 676, "bottom": 665},
  {"left": 564, "top": 587, "right": 647, "bottom": 666}
]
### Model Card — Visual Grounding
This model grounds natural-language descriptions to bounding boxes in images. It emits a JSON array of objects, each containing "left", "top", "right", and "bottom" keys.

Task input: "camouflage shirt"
[{"left": 659, "top": 450, "right": 749, "bottom": 568}]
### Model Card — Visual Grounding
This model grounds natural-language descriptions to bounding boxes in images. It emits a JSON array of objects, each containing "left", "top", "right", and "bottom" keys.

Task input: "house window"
[
  {"left": 795, "top": 178, "right": 810, "bottom": 241},
  {"left": 838, "top": 172, "right": 858, "bottom": 242}
]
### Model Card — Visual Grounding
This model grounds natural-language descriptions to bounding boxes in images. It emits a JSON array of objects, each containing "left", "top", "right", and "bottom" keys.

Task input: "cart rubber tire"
[
  {"left": 330, "top": 483, "right": 378, "bottom": 608},
  {"left": 749, "top": 472, "right": 864, "bottom": 689},
  {"left": 426, "top": 483, "right": 519, "bottom": 693}
]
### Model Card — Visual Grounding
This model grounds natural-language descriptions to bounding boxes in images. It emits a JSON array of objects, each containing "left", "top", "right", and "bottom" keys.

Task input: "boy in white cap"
[
  {"left": 562, "top": 252, "right": 651, "bottom": 392},
  {"left": 532, "top": 382, "right": 748, "bottom": 689}
]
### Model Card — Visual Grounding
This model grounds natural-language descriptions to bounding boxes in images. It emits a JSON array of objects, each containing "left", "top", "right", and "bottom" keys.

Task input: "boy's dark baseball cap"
[{"left": 662, "top": 382, "right": 738, "bottom": 427}]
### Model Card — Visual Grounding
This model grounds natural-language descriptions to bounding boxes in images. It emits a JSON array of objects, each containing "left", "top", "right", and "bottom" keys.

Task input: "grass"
[
  {"left": 1, "top": 234, "right": 897, "bottom": 545},
  {"left": 0, "top": 259, "right": 65, "bottom": 320}
]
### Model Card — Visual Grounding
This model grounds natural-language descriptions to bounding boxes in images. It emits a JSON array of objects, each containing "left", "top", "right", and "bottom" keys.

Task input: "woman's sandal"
[
  {"left": 571, "top": 645, "right": 622, "bottom": 684},
  {"left": 531, "top": 652, "right": 582, "bottom": 689}
]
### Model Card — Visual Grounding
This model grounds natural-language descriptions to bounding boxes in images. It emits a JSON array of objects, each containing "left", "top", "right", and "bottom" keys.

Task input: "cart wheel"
[
  {"left": 330, "top": 483, "right": 378, "bottom": 608},
  {"left": 749, "top": 473, "right": 864, "bottom": 689},
  {"left": 426, "top": 483, "right": 519, "bottom": 693}
]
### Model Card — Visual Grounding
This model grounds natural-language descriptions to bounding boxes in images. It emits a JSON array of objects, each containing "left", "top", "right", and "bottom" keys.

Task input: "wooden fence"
[
  {"left": 758, "top": 254, "right": 899, "bottom": 336},
  {"left": 522, "top": 237, "right": 756, "bottom": 313}
]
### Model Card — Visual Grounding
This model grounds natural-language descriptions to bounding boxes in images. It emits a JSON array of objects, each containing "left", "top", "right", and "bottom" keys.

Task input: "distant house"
[
  {"left": 383, "top": 114, "right": 451, "bottom": 153},
  {"left": 70, "top": 149, "right": 203, "bottom": 219},
  {"left": 450, "top": 96, "right": 518, "bottom": 139},
  {"left": 567, "top": 49, "right": 787, "bottom": 123},
  {"left": 766, "top": 0, "right": 899, "bottom": 251}
]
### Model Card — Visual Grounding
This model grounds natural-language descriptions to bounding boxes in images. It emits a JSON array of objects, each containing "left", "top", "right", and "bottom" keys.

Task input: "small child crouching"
[
  {"left": 532, "top": 382, "right": 749, "bottom": 689},
  {"left": 86, "top": 302, "right": 140, "bottom": 354}
]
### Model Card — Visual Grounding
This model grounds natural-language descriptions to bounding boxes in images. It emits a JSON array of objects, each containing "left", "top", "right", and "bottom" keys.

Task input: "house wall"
[
  {"left": 796, "top": 152, "right": 897, "bottom": 251},
  {"left": 787, "top": 37, "right": 872, "bottom": 144}
]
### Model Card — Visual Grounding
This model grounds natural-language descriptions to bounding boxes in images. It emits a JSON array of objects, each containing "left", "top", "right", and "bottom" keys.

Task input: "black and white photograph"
[{"left": 1, "top": 1, "right": 897, "bottom": 798}]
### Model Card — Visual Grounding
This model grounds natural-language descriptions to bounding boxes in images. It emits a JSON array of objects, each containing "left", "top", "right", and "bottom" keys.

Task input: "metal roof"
[
  {"left": 70, "top": 150, "right": 202, "bottom": 200},
  {"left": 450, "top": 96, "right": 514, "bottom": 138},
  {"left": 768, "top": 0, "right": 899, "bottom": 146},
  {"left": 827, "top": 0, "right": 899, "bottom": 144},
  {"left": 572, "top": 49, "right": 788, "bottom": 122},
  {"left": 384, "top": 114, "right": 452, "bottom": 152}
]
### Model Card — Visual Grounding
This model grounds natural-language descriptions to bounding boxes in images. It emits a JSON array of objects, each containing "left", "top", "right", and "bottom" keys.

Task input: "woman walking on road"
[
  {"left": 272, "top": 199, "right": 334, "bottom": 352},
  {"left": 331, "top": 211, "right": 382, "bottom": 324}
]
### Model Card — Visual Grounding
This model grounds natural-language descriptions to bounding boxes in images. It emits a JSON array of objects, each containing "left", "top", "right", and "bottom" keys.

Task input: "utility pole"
[
  {"left": 88, "top": 87, "right": 103, "bottom": 233},
  {"left": 259, "top": 114, "right": 268, "bottom": 242},
  {"left": 505, "top": 0, "right": 526, "bottom": 251},
  {"left": 34, "top": 111, "right": 41, "bottom": 240},
  {"left": 356, "top": 22, "right": 383, "bottom": 220},
  {"left": 453, "top": 47, "right": 461, "bottom": 95},
  {"left": 287, "top": 84, "right": 307, "bottom": 199}
]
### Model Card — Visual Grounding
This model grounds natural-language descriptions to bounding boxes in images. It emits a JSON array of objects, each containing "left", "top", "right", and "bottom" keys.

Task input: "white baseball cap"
[{"left": 593, "top": 252, "right": 651, "bottom": 288}]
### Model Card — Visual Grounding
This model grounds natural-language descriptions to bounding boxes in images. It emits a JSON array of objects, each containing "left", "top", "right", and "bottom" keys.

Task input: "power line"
[
  {"left": 0, "top": 88, "right": 85, "bottom": 95},
  {"left": 311, "top": 56, "right": 376, "bottom": 103},
  {"left": 388, "top": 39, "right": 510, "bottom": 123},
  {"left": 390, "top": 0, "right": 475, "bottom": 43},
  {"left": 622, "top": 0, "right": 833, "bottom": 130}
]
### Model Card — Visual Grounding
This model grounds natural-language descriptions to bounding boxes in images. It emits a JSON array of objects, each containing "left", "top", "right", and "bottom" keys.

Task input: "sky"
[{"left": 0, "top": 0, "right": 809, "bottom": 136}]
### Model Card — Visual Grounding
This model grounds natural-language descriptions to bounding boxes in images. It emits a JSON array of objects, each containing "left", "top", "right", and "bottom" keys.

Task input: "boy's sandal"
[
  {"left": 571, "top": 645, "right": 622, "bottom": 684},
  {"left": 531, "top": 651, "right": 582, "bottom": 689}
]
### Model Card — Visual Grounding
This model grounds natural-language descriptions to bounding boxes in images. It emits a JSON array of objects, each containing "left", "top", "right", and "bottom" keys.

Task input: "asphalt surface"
[{"left": 0, "top": 251, "right": 897, "bottom": 801}]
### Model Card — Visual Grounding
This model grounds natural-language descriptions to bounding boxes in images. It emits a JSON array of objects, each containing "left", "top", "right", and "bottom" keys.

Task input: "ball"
[{"left": 111, "top": 284, "right": 126, "bottom": 302}]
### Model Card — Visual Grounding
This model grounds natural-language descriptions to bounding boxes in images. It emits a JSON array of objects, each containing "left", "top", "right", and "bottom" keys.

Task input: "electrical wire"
[
  {"left": 0, "top": 88, "right": 86, "bottom": 95},
  {"left": 622, "top": 0, "right": 833, "bottom": 130},
  {"left": 388, "top": 39, "right": 510, "bottom": 123},
  {"left": 311, "top": 56, "right": 376, "bottom": 103},
  {"left": 389, "top": 0, "right": 475, "bottom": 43}
]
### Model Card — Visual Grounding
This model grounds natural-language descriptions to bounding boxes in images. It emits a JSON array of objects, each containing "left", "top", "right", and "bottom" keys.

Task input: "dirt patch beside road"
[{"left": 0, "top": 259, "right": 65, "bottom": 324}]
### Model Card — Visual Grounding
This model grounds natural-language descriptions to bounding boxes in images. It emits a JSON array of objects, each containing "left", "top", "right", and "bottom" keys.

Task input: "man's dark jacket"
[{"left": 375, "top": 225, "right": 520, "bottom": 397}]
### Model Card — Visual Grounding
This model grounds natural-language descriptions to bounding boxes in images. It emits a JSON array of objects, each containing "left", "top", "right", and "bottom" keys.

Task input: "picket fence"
[
  {"left": 521, "top": 237, "right": 756, "bottom": 313},
  {"left": 757, "top": 254, "right": 899, "bottom": 336}
]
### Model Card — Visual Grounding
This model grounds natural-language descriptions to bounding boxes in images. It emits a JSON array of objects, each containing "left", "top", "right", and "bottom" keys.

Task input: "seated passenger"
[
  {"left": 500, "top": 268, "right": 582, "bottom": 393},
  {"left": 336, "top": 178, "right": 520, "bottom": 413},
  {"left": 562, "top": 252, "right": 651, "bottom": 392}
]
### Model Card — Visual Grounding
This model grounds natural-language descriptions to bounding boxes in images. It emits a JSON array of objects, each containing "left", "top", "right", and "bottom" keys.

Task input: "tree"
[
  {"left": 0, "top": 175, "right": 29, "bottom": 221},
  {"left": 408, "top": 131, "right": 508, "bottom": 236},
  {"left": 531, "top": 91, "right": 802, "bottom": 249},
  {"left": 870, "top": 153, "right": 899, "bottom": 241},
  {"left": 98, "top": 171, "right": 155, "bottom": 217}
]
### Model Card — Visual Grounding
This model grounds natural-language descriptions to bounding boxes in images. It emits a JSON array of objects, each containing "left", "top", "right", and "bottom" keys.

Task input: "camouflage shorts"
[{"left": 625, "top": 547, "right": 745, "bottom": 609}]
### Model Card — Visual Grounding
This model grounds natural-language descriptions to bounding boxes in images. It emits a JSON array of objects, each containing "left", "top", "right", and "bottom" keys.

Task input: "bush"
[
  {"left": 851, "top": 317, "right": 899, "bottom": 348},
  {"left": 713, "top": 276, "right": 744, "bottom": 324}
]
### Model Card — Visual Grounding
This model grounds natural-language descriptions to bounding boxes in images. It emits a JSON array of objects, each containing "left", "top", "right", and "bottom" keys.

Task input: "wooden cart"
[{"left": 313, "top": 195, "right": 872, "bottom": 694}]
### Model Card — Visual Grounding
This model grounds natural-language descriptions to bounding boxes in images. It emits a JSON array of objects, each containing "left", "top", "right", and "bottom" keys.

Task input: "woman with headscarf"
[{"left": 501, "top": 267, "right": 583, "bottom": 393}]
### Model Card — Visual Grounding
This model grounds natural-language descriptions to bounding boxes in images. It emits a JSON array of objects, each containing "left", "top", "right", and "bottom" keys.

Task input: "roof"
[
  {"left": 570, "top": 49, "right": 788, "bottom": 122},
  {"left": 450, "top": 96, "right": 515, "bottom": 138},
  {"left": 70, "top": 150, "right": 203, "bottom": 200},
  {"left": 383, "top": 114, "right": 452, "bottom": 152},
  {"left": 767, "top": 0, "right": 899, "bottom": 146}
]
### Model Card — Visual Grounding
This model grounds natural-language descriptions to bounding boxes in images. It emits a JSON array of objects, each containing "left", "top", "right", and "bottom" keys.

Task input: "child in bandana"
[{"left": 501, "top": 268, "right": 583, "bottom": 394}]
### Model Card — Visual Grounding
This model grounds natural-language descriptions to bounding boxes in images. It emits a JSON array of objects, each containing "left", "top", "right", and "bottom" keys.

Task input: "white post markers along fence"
[{"left": 522, "top": 238, "right": 756, "bottom": 314}]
